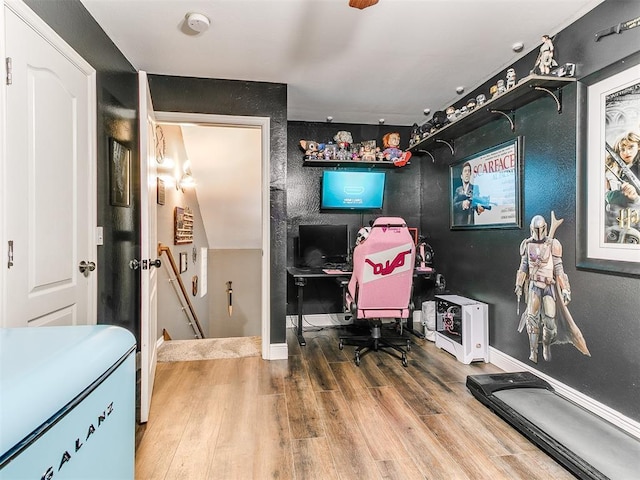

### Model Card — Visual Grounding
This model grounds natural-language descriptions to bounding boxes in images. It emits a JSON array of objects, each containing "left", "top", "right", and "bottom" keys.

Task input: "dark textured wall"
[
  {"left": 286, "top": 122, "right": 421, "bottom": 314},
  {"left": 24, "top": 0, "right": 141, "bottom": 343},
  {"left": 146, "top": 75, "right": 288, "bottom": 344},
  {"left": 418, "top": 1, "right": 640, "bottom": 421}
]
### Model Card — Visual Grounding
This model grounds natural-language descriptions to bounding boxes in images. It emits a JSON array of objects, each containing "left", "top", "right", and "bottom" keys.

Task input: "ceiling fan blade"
[{"left": 349, "top": 0, "right": 379, "bottom": 9}]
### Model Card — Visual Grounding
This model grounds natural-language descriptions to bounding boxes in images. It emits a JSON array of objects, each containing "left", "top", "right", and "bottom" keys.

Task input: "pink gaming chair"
[{"left": 339, "top": 217, "right": 416, "bottom": 366}]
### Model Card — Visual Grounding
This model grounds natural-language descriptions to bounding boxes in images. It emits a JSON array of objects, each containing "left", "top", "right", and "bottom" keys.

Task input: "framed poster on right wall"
[{"left": 578, "top": 57, "right": 640, "bottom": 276}]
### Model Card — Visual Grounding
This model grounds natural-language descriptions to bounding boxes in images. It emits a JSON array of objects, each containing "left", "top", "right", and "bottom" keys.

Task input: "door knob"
[
  {"left": 79, "top": 260, "right": 96, "bottom": 277},
  {"left": 130, "top": 258, "right": 161, "bottom": 270}
]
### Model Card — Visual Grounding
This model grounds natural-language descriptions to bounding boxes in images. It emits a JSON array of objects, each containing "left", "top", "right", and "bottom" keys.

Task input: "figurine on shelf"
[
  {"left": 506, "top": 68, "right": 516, "bottom": 89},
  {"left": 299, "top": 140, "right": 321, "bottom": 160},
  {"left": 476, "top": 93, "right": 487, "bottom": 106},
  {"left": 533, "top": 34, "right": 558, "bottom": 75},
  {"left": 359, "top": 140, "right": 377, "bottom": 162},
  {"left": 497, "top": 79, "right": 506, "bottom": 96},
  {"left": 420, "top": 121, "right": 434, "bottom": 138},
  {"left": 336, "top": 143, "right": 350, "bottom": 161},
  {"left": 350, "top": 143, "right": 361, "bottom": 161},
  {"left": 446, "top": 106, "right": 456, "bottom": 122},
  {"left": 333, "top": 130, "right": 353, "bottom": 148},
  {"left": 410, "top": 123, "right": 421, "bottom": 145},
  {"left": 466, "top": 98, "right": 477, "bottom": 111},
  {"left": 381, "top": 132, "right": 411, "bottom": 166},
  {"left": 324, "top": 143, "right": 337, "bottom": 161},
  {"left": 381, "top": 132, "right": 402, "bottom": 161},
  {"left": 431, "top": 110, "right": 449, "bottom": 129}
]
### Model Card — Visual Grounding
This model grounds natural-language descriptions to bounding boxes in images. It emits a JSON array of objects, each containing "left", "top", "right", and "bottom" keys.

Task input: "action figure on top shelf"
[
  {"left": 332, "top": 130, "right": 353, "bottom": 161},
  {"left": 533, "top": 34, "right": 558, "bottom": 75},
  {"left": 514, "top": 212, "right": 590, "bottom": 363},
  {"left": 381, "top": 132, "right": 411, "bottom": 166},
  {"left": 359, "top": 140, "right": 377, "bottom": 162},
  {"left": 506, "top": 68, "right": 516, "bottom": 89},
  {"left": 299, "top": 140, "right": 322, "bottom": 160}
]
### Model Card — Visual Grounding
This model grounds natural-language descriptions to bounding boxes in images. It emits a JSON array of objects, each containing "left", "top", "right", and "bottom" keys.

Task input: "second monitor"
[{"left": 297, "top": 224, "right": 349, "bottom": 268}]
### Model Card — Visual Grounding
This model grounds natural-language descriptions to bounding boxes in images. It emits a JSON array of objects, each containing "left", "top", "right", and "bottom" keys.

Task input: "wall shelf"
[
  {"left": 408, "top": 74, "right": 576, "bottom": 156},
  {"left": 302, "top": 159, "right": 401, "bottom": 168}
]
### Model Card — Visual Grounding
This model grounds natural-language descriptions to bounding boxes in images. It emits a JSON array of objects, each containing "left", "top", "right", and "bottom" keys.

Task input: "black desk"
[
  {"left": 287, "top": 267, "right": 351, "bottom": 346},
  {"left": 287, "top": 266, "right": 435, "bottom": 346}
]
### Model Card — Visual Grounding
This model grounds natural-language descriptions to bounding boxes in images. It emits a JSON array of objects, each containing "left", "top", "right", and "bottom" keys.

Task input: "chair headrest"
[{"left": 371, "top": 217, "right": 407, "bottom": 228}]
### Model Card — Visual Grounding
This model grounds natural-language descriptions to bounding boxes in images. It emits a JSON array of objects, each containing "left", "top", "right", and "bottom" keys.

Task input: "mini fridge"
[{"left": 0, "top": 325, "right": 136, "bottom": 479}]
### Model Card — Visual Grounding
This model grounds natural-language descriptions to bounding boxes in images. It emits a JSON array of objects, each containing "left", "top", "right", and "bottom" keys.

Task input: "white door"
[
  {"left": 2, "top": 2, "right": 96, "bottom": 327},
  {"left": 138, "top": 71, "right": 158, "bottom": 422}
]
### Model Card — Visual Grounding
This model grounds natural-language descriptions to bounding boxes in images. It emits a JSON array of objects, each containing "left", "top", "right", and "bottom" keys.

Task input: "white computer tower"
[{"left": 434, "top": 294, "right": 488, "bottom": 364}]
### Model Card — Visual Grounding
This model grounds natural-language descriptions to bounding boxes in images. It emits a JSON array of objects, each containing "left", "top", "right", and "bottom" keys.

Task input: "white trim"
[
  {"left": 0, "top": 3, "right": 8, "bottom": 323},
  {"left": 268, "top": 343, "right": 288, "bottom": 360},
  {"left": 489, "top": 346, "right": 640, "bottom": 440},
  {"left": 153, "top": 111, "right": 273, "bottom": 359}
]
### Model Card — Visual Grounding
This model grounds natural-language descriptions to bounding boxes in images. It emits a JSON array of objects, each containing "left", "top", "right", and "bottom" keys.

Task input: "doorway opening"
[{"left": 154, "top": 112, "right": 271, "bottom": 359}]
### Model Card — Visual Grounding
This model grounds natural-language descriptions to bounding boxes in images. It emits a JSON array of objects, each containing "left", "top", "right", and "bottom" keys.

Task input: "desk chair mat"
[{"left": 467, "top": 372, "right": 640, "bottom": 480}]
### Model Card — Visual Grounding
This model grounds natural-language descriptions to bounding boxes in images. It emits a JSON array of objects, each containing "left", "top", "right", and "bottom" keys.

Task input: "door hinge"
[{"left": 5, "top": 57, "right": 12, "bottom": 85}]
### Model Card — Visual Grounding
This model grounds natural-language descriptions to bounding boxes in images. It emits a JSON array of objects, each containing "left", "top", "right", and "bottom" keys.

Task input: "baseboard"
[
  {"left": 267, "top": 342, "right": 288, "bottom": 360},
  {"left": 286, "top": 313, "right": 352, "bottom": 329},
  {"left": 489, "top": 346, "right": 640, "bottom": 440}
]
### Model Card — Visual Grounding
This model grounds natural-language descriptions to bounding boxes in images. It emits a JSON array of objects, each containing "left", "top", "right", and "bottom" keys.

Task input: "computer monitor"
[
  {"left": 297, "top": 224, "right": 349, "bottom": 267},
  {"left": 321, "top": 170, "right": 386, "bottom": 211}
]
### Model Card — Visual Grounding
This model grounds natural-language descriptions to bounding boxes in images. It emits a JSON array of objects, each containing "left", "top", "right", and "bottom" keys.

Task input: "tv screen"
[
  {"left": 297, "top": 224, "right": 349, "bottom": 267},
  {"left": 321, "top": 170, "right": 386, "bottom": 210}
]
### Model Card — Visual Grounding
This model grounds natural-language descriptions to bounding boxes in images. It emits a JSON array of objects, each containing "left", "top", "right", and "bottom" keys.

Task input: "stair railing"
[{"left": 158, "top": 243, "right": 206, "bottom": 339}]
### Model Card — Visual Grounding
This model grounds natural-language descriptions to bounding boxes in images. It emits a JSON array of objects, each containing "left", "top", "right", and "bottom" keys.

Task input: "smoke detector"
[{"left": 186, "top": 12, "right": 210, "bottom": 33}]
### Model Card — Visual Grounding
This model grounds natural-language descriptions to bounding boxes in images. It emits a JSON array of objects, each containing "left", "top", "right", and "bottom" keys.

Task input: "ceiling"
[{"left": 80, "top": 0, "right": 605, "bottom": 126}]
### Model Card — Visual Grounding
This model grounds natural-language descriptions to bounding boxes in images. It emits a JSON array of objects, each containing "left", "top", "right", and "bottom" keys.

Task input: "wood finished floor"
[{"left": 135, "top": 327, "right": 574, "bottom": 480}]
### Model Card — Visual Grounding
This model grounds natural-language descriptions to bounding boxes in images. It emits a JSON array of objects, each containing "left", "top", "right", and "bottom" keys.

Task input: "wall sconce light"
[
  {"left": 177, "top": 172, "right": 195, "bottom": 191},
  {"left": 177, "top": 160, "right": 195, "bottom": 191}
]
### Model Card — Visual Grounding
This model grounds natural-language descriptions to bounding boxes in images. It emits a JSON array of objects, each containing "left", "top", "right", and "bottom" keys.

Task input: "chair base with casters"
[{"left": 339, "top": 319, "right": 411, "bottom": 367}]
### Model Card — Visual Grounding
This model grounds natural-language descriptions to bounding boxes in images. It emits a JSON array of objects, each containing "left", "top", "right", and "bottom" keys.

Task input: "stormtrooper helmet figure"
[{"left": 355, "top": 226, "right": 371, "bottom": 245}]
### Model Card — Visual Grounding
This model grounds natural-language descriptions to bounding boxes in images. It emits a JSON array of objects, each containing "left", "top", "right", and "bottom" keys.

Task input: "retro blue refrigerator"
[{"left": 0, "top": 325, "right": 136, "bottom": 479}]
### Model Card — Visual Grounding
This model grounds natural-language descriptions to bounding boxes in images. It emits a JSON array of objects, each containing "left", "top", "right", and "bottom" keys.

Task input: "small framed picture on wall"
[
  {"left": 109, "top": 138, "right": 130, "bottom": 207},
  {"left": 179, "top": 252, "right": 188, "bottom": 273}
]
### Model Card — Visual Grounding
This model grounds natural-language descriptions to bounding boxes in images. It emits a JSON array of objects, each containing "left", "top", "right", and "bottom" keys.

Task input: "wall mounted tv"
[{"left": 321, "top": 170, "right": 386, "bottom": 211}]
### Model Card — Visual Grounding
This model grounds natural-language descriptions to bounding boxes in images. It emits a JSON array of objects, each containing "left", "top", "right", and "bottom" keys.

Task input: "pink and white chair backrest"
[{"left": 347, "top": 217, "right": 415, "bottom": 319}]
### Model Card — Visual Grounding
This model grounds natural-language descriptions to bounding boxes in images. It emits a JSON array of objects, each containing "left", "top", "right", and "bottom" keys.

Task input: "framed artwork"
[
  {"left": 179, "top": 252, "right": 188, "bottom": 273},
  {"left": 109, "top": 138, "right": 130, "bottom": 207},
  {"left": 174, "top": 206, "right": 194, "bottom": 244},
  {"left": 449, "top": 137, "right": 523, "bottom": 230},
  {"left": 578, "top": 57, "right": 640, "bottom": 276},
  {"left": 157, "top": 178, "right": 166, "bottom": 205}
]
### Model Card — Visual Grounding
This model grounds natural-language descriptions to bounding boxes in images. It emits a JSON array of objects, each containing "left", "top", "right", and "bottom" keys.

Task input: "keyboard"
[
  {"left": 321, "top": 263, "right": 352, "bottom": 275},
  {"left": 323, "top": 262, "right": 350, "bottom": 271}
]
